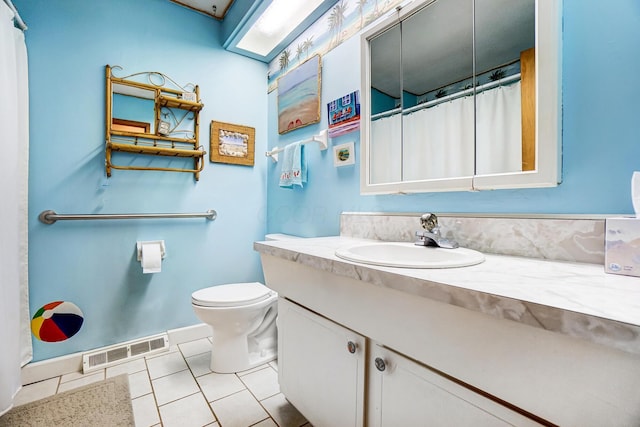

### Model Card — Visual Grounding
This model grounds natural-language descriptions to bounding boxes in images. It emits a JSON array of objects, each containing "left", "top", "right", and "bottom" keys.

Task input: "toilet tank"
[{"left": 264, "top": 234, "right": 302, "bottom": 241}]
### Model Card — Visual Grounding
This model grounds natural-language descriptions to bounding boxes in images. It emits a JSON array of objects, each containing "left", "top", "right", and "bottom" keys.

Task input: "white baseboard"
[
  {"left": 21, "top": 351, "right": 84, "bottom": 386},
  {"left": 21, "top": 323, "right": 210, "bottom": 385},
  {"left": 167, "top": 323, "right": 211, "bottom": 345}
]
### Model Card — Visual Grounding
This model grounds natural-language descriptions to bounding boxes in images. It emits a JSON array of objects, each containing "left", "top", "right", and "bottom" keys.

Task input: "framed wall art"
[
  {"left": 277, "top": 54, "right": 321, "bottom": 134},
  {"left": 210, "top": 121, "right": 255, "bottom": 166},
  {"left": 333, "top": 141, "right": 355, "bottom": 167}
]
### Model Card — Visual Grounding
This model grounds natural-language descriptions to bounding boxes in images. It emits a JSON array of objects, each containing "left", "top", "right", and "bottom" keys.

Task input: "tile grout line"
[
  {"left": 53, "top": 376, "right": 61, "bottom": 395},
  {"left": 247, "top": 417, "right": 275, "bottom": 427},
  {"left": 239, "top": 365, "right": 293, "bottom": 427},
  {"left": 142, "top": 352, "right": 164, "bottom": 427},
  {"left": 209, "top": 386, "right": 277, "bottom": 427},
  {"left": 237, "top": 365, "right": 281, "bottom": 403},
  {"left": 178, "top": 339, "right": 280, "bottom": 424},
  {"left": 129, "top": 338, "right": 288, "bottom": 427},
  {"left": 177, "top": 342, "right": 221, "bottom": 426}
]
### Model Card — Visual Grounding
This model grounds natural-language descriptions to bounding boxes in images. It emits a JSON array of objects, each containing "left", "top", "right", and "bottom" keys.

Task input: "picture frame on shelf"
[{"left": 210, "top": 121, "right": 255, "bottom": 166}]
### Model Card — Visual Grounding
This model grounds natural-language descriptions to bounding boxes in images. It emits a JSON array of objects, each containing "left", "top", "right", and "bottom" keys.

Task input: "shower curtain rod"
[
  {"left": 372, "top": 73, "right": 521, "bottom": 121},
  {"left": 403, "top": 73, "right": 521, "bottom": 116},
  {"left": 4, "top": 0, "right": 27, "bottom": 31},
  {"left": 38, "top": 209, "right": 217, "bottom": 224}
]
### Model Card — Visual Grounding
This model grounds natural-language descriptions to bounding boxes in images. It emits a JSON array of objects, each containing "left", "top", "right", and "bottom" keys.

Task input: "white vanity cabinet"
[
  {"left": 277, "top": 297, "right": 366, "bottom": 427},
  {"left": 258, "top": 242, "right": 640, "bottom": 427},
  {"left": 369, "top": 345, "right": 542, "bottom": 427},
  {"left": 278, "top": 297, "right": 540, "bottom": 427}
]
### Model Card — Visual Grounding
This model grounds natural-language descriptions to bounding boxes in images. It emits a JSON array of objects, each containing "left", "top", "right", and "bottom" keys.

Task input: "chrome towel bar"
[{"left": 39, "top": 209, "right": 217, "bottom": 224}]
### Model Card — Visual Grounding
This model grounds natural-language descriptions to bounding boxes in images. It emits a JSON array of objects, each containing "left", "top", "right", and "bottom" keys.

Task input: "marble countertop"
[{"left": 254, "top": 236, "right": 640, "bottom": 355}]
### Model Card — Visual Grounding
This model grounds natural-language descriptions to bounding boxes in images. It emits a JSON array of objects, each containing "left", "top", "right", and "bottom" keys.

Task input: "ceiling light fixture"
[{"left": 235, "top": 0, "right": 327, "bottom": 58}]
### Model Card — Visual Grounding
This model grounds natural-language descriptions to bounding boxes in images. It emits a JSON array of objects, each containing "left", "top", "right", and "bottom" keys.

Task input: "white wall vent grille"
[
  {"left": 82, "top": 333, "right": 169, "bottom": 373},
  {"left": 88, "top": 352, "right": 107, "bottom": 367},
  {"left": 130, "top": 342, "right": 150, "bottom": 357},
  {"left": 150, "top": 337, "right": 165, "bottom": 350}
]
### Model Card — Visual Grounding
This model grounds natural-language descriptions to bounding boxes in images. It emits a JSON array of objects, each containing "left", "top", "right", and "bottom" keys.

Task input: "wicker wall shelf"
[{"left": 105, "top": 65, "right": 206, "bottom": 180}]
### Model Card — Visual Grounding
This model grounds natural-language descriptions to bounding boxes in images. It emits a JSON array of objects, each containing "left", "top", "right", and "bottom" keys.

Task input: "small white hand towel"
[{"left": 279, "top": 142, "right": 307, "bottom": 188}]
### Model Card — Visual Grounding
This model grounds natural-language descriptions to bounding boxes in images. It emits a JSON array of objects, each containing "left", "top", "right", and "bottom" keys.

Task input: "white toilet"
[
  {"left": 191, "top": 234, "right": 298, "bottom": 373},
  {"left": 192, "top": 282, "right": 277, "bottom": 373}
]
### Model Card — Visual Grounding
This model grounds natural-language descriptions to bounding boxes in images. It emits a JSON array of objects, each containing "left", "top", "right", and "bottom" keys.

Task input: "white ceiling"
[
  {"left": 169, "top": 0, "right": 339, "bottom": 63},
  {"left": 169, "top": 0, "right": 234, "bottom": 20}
]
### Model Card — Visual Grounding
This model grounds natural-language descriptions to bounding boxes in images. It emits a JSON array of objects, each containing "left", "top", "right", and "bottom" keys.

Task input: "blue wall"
[
  {"left": 17, "top": 0, "right": 268, "bottom": 361},
  {"left": 16, "top": 0, "right": 640, "bottom": 361},
  {"left": 266, "top": 0, "right": 640, "bottom": 238}
]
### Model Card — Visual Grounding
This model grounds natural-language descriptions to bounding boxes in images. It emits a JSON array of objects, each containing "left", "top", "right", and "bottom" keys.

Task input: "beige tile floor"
[{"left": 13, "top": 337, "right": 310, "bottom": 427}]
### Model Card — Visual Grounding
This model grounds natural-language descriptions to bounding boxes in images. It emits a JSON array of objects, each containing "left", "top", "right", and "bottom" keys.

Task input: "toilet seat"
[{"left": 192, "top": 282, "right": 275, "bottom": 308}]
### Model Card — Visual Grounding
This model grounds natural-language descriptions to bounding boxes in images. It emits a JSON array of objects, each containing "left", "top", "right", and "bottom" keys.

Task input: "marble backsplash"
[{"left": 340, "top": 212, "right": 606, "bottom": 264}]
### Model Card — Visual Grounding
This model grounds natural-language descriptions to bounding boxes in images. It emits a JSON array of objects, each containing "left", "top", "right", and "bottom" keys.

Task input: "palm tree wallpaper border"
[{"left": 267, "top": 0, "right": 405, "bottom": 93}]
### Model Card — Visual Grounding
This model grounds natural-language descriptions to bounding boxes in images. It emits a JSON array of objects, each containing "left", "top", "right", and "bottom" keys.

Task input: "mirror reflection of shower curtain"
[
  {"left": 370, "top": 113, "right": 402, "bottom": 184},
  {"left": 0, "top": 0, "right": 31, "bottom": 416},
  {"left": 402, "top": 82, "right": 521, "bottom": 180},
  {"left": 403, "top": 96, "right": 475, "bottom": 181},
  {"left": 476, "top": 81, "right": 522, "bottom": 175}
]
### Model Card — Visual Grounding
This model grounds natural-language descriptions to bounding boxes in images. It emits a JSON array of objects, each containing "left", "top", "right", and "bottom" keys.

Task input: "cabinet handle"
[
  {"left": 347, "top": 341, "right": 357, "bottom": 354},
  {"left": 374, "top": 357, "right": 386, "bottom": 372}
]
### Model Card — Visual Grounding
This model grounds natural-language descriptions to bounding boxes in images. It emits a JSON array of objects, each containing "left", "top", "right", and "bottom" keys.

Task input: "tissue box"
[{"left": 605, "top": 217, "right": 640, "bottom": 277}]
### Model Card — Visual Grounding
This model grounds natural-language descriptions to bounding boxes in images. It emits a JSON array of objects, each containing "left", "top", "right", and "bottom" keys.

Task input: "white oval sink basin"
[{"left": 335, "top": 242, "right": 484, "bottom": 269}]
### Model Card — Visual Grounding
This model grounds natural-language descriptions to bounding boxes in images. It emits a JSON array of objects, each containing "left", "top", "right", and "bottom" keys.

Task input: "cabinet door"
[
  {"left": 277, "top": 297, "right": 366, "bottom": 427},
  {"left": 370, "top": 345, "right": 542, "bottom": 427}
]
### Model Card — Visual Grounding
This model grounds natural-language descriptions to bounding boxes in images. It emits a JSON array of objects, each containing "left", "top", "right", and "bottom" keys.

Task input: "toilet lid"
[{"left": 192, "top": 282, "right": 275, "bottom": 307}]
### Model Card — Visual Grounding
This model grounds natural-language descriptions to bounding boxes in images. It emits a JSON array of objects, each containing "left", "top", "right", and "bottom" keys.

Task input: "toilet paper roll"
[{"left": 141, "top": 242, "right": 162, "bottom": 274}]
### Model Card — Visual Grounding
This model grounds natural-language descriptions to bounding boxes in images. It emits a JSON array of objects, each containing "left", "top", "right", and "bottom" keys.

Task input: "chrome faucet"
[{"left": 415, "top": 213, "right": 459, "bottom": 249}]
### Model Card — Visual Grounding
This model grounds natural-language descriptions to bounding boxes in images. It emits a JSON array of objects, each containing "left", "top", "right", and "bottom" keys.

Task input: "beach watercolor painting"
[{"left": 277, "top": 54, "right": 321, "bottom": 134}]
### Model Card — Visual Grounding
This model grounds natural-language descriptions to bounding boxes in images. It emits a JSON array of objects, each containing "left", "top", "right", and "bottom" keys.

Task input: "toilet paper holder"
[{"left": 136, "top": 240, "right": 166, "bottom": 261}]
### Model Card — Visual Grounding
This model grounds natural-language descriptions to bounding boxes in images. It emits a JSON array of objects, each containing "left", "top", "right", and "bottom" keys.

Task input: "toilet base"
[{"left": 209, "top": 331, "right": 277, "bottom": 373}]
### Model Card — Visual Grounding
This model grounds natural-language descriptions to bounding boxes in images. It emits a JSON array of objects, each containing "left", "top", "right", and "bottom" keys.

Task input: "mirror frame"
[{"left": 360, "top": 0, "right": 562, "bottom": 195}]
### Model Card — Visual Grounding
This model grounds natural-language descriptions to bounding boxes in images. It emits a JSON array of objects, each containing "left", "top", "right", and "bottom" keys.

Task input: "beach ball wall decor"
[{"left": 31, "top": 301, "right": 84, "bottom": 342}]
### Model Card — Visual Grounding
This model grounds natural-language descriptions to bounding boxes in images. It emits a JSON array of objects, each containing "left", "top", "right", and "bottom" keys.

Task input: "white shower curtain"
[
  {"left": 399, "top": 82, "right": 521, "bottom": 181},
  {"left": 476, "top": 81, "right": 522, "bottom": 174},
  {"left": 0, "top": 0, "right": 31, "bottom": 416},
  {"left": 370, "top": 113, "right": 402, "bottom": 184},
  {"left": 403, "top": 95, "right": 475, "bottom": 181}
]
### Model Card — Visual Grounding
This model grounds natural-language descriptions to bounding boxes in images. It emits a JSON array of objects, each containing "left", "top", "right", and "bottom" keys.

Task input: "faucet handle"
[
  {"left": 420, "top": 213, "right": 438, "bottom": 232},
  {"left": 417, "top": 213, "right": 459, "bottom": 249}
]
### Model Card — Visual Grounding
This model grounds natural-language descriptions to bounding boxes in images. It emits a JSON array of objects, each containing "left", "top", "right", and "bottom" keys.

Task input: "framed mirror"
[
  {"left": 360, "top": 0, "right": 561, "bottom": 194},
  {"left": 369, "top": 24, "right": 402, "bottom": 184},
  {"left": 401, "top": 0, "right": 474, "bottom": 184},
  {"left": 111, "top": 83, "right": 156, "bottom": 135},
  {"left": 474, "top": 0, "right": 535, "bottom": 176},
  {"left": 108, "top": 77, "right": 199, "bottom": 142}
]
